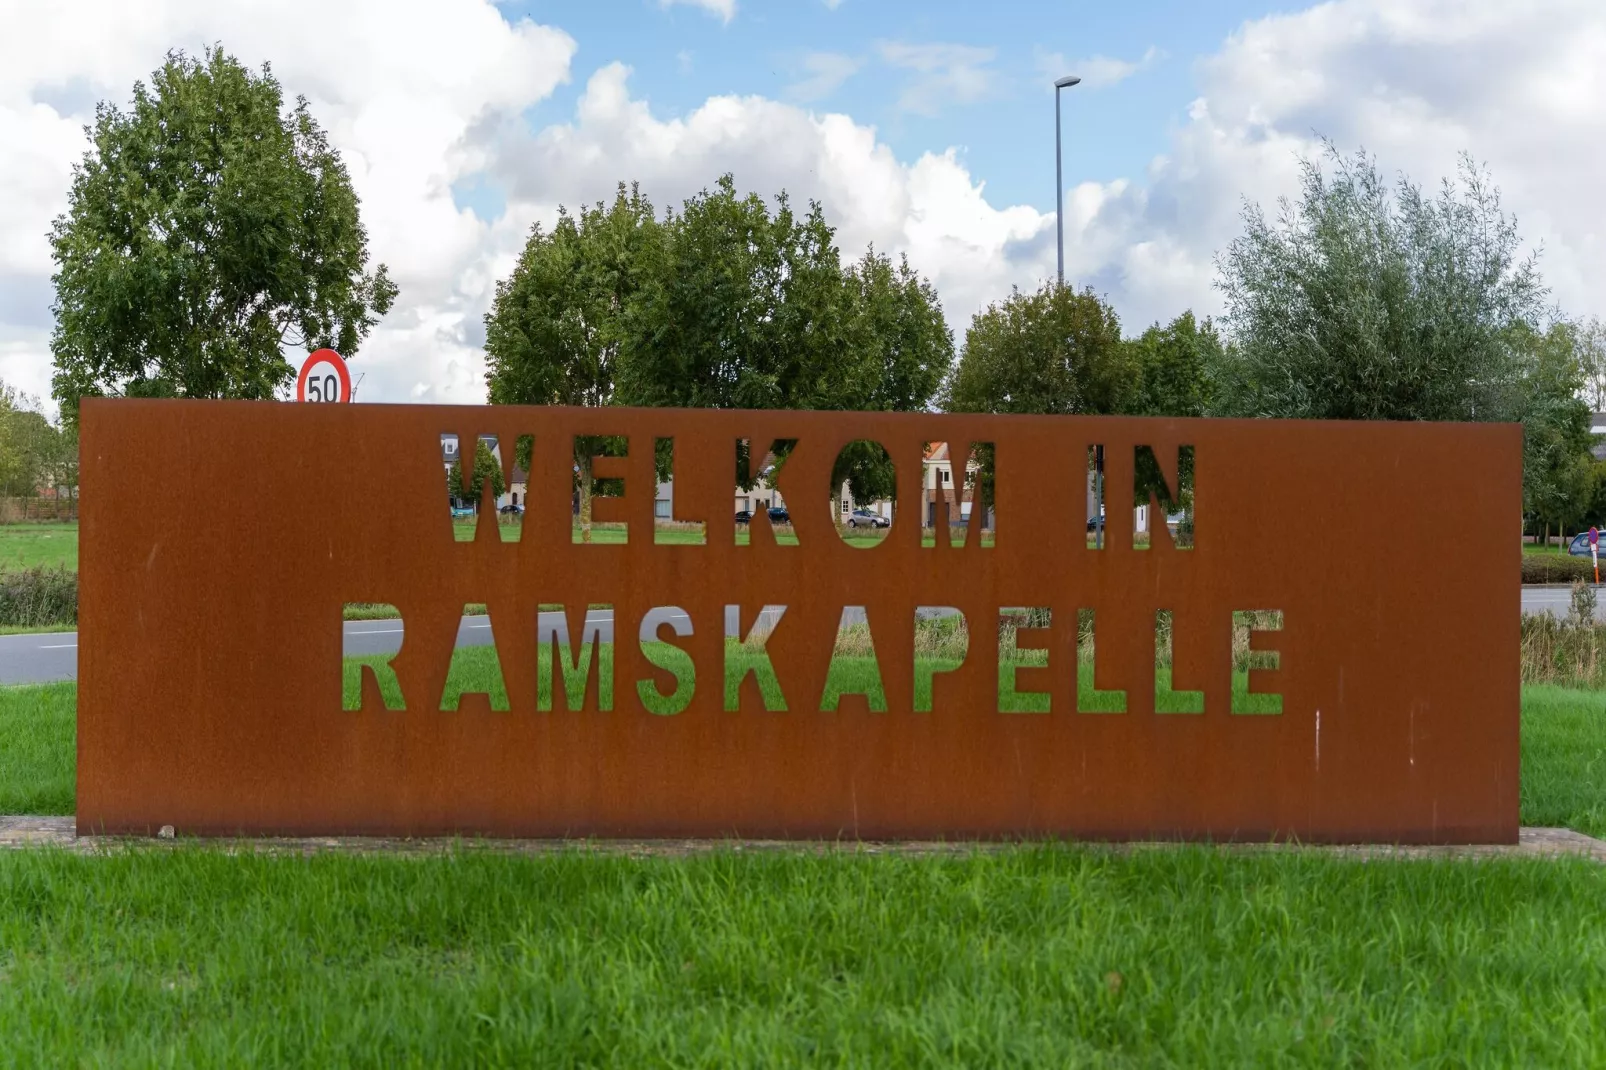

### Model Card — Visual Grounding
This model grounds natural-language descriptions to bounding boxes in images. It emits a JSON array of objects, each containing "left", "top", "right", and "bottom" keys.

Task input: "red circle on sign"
[{"left": 296, "top": 349, "right": 352, "bottom": 403}]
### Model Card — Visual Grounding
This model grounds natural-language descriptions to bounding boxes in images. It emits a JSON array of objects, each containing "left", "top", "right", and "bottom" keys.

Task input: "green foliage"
[
  {"left": 446, "top": 440, "right": 505, "bottom": 508},
  {"left": 488, "top": 174, "right": 951, "bottom": 509},
  {"left": 48, "top": 45, "right": 396, "bottom": 427},
  {"left": 1212, "top": 144, "right": 1546, "bottom": 422},
  {"left": 0, "top": 567, "right": 77, "bottom": 627},
  {"left": 1578, "top": 317, "right": 1606, "bottom": 412},
  {"left": 1519, "top": 554, "right": 1596, "bottom": 585},
  {"left": 943, "top": 283, "right": 1131, "bottom": 417},
  {"left": 1125, "top": 310, "right": 1222, "bottom": 419},
  {"left": 0, "top": 385, "right": 76, "bottom": 499},
  {"left": 1516, "top": 322, "right": 1598, "bottom": 535}
]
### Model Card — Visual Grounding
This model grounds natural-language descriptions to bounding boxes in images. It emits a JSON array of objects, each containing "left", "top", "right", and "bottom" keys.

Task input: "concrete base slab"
[{"left": 1, "top": 816, "right": 1603, "bottom": 861}]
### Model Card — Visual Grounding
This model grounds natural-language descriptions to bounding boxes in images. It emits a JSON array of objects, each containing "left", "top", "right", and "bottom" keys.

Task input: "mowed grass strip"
[
  {"left": 0, "top": 846, "right": 1603, "bottom": 1064},
  {"left": 0, "top": 523, "right": 77, "bottom": 571}
]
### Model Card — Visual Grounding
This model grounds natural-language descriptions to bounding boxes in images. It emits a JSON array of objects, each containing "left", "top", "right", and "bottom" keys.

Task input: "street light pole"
[
  {"left": 1054, "top": 74, "right": 1080, "bottom": 288},
  {"left": 1054, "top": 75, "right": 1099, "bottom": 545}
]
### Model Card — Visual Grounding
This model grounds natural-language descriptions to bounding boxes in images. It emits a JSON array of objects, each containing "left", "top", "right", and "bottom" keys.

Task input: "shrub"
[
  {"left": 1520, "top": 554, "right": 1596, "bottom": 584},
  {"left": 1521, "top": 612, "right": 1606, "bottom": 688},
  {"left": 0, "top": 567, "right": 77, "bottom": 628}
]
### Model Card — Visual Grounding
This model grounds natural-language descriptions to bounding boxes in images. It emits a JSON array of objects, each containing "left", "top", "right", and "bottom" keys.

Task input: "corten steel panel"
[{"left": 77, "top": 400, "right": 1520, "bottom": 842}]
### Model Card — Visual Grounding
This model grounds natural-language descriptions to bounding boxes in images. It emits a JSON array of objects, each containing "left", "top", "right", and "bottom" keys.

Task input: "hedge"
[
  {"left": 1521, "top": 554, "right": 1598, "bottom": 585},
  {"left": 0, "top": 567, "right": 77, "bottom": 628}
]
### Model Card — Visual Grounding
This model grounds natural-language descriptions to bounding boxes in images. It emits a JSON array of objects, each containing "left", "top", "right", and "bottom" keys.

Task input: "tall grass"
[{"left": 0, "top": 567, "right": 76, "bottom": 628}]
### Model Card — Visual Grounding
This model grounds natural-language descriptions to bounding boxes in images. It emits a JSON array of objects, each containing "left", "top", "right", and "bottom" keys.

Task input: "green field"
[
  {"left": 0, "top": 523, "right": 77, "bottom": 571},
  {"left": 0, "top": 675, "right": 1604, "bottom": 1062}
]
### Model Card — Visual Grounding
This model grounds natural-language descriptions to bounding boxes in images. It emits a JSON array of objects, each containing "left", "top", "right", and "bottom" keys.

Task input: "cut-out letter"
[
  {"left": 1232, "top": 610, "right": 1283, "bottom": 715},
  {"left": 913, "top": 608, "right": 967, "bottom": 712},
  {"left": 440, "top": 605, "right": 509, "bottom": 712},
  {"left": 999, "top": 607, "right": 1051, "bottom": 713},
  {"left": 1154, "top": 610, "right": 1203, "bottom": 714},
  {"left": 1077, "top": 608, "right": 1126, "bottom": 713},
  {"left": 638, "top": 607, "right": 695, "bottom": 715},
  {"left": 342, "top": 604, "right": 406, "bottom": 711},
  {"left": 820, "top": 606, "right": 888, "bottom": 711},
  {"left": 539, "top": 605, "right": 613, "bottom": 711},
  {"left": 724, "top": 604, "right": 788, "bottom": 711}
]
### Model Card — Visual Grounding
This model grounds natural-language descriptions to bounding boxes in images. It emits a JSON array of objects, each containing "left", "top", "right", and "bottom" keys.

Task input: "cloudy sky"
[{"left": 2, "top": 0, "right": 1603, "bottom": 413}]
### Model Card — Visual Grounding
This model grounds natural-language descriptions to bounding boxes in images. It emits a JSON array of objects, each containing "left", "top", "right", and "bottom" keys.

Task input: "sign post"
[
  {"left": 1591, "top": 526, "right": 1599, "bottom": 585},
  {"left": 295, "top": 349, "right": 352, "bottom": 404}
]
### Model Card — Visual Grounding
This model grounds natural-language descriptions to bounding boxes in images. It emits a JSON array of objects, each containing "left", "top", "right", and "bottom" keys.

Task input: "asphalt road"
[{"left": 1, "top": 590, "right": 1596, "bottom": 686}]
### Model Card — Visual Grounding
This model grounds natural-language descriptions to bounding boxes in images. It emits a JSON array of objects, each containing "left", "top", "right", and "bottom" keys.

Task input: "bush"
[
  {"left": 0, "top": 567, "right": 76, "bottom": 628},
  {"left": 1520, "top": 554, "right": 1596, "bottom": 584},
  {"left": 1521, "top": 612, "right": 1606, "bottom": 688}
]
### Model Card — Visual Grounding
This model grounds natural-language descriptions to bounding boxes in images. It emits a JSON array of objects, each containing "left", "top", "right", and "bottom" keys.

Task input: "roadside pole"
[{"left": 1591, "top": 525, "right": 1600, "bottom": 585}]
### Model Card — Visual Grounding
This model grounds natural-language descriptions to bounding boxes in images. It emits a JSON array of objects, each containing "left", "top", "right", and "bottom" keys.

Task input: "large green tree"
[
  {"left": 1212, "top": 143, "right": 1597, "bottom": 529},
  {"left": 1515, "top": 322, "right": 1597, "bottom": 544},
  {"left": 830, "top": 247, "right": 953, "bottom": 507},
  {"left": 944, "top": 283, "right": 1132, "bottom": 418},
  {"left": 1211, "top": 144, "right": 1544, "bottom": 422},
  {"left": 49, "top": 45, "right": 396, "bottom": 426},
  {"left": 483, "top": 184, "right": 659, "bottom": 539},
  {"left": 496, "top": 175, "right": 954, "bottom": 518},
  {"left": 1126, "top": 311, "right": 1222, "bottom": 419}
]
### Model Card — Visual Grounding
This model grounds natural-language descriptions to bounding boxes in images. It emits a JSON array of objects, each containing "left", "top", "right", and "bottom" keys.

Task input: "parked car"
[
  {"left": 1569, "top": 531, "right": 1600, "bottom": 556},
  {"left": 846, "top": 508, "right": 889, "bottom": 529},
  {"left": 734, "top": 510, "right": 753, "bottom": 524},
  {"left": 767, "top": 505, "right": 790, "bottom": 524},
  {"left": 450, "top": 505, "right": 476, "bottom": 519},
  {"left": 499, "top": 503, "right": 523, "bottom": 515},
  {"left": 1086, "top": 513, "right": 1105, "bottom": 532}
]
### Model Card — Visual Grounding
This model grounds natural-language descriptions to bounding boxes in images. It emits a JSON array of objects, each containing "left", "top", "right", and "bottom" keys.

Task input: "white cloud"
[
  {"left": 1041, "top": 46, "right": 1163, "bottom": 90},
  {"left": 0, "top": 0, "right": 575, "bottom": 411},
  {"left": 6, "top": 0, "right": 1606, "bottom": 418},
  {"left": 877, "top": 41, "right": 999, "bottom": 115},
  {"left": 660, "top": 0, "right": 735, "bottom": 24},
  {"left": 785, "top": 52, "right": 863, "bottom": 102},
  {"left": 823, "top": 0, "right": 846, "bottom": 8}
]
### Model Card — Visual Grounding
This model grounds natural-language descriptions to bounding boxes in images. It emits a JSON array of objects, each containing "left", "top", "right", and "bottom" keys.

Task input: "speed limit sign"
[{"left": 296, "top": 349, "right": 352, "bottom": 403}]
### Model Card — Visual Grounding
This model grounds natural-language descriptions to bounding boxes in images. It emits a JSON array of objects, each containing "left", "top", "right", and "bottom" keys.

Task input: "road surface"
[{"left": 0, "top": 591, "right": 1596, "bottom": 686}]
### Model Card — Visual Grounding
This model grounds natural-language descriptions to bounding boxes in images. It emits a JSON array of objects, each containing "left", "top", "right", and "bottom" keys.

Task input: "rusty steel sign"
[{"left": 78, "top": 401, "right": 1520, "bottom": 842}]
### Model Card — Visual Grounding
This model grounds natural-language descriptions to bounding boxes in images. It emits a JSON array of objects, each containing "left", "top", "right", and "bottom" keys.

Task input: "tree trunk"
[{"left": 578, "top": 450, "right": 594, "bottom": 544}]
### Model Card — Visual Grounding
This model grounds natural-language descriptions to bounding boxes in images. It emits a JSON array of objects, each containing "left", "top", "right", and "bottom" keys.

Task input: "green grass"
[
  {"left": 0, "top": 841, "right": 1603, "bottom": 1063},
  {"left": 1520, "top": 685, "right": 1606, "bottom": 838},
  {"left": 0, "top": 681, "right": 73, "bottom": 814},
  {"left": 0, "top": 523, "right": 77, "bottom": 571}
]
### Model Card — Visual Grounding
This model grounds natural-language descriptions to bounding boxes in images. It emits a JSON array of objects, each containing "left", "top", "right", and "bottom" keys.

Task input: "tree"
[
  {"left": 1126, "top": 311, "right": 1222, "bottom": 419},
  {"left": 1514, "top": 322, "right": 1597, "bottom": 544},
  {"left": 942, "top": 283, "right": 1131, "bottom": 529},
  {"left": 1211, "top": 144, "right": 1545, "bottom": 423},
  {"left": 484, "top": 184, "right": 659, "bottom": 540},
  {"left": 0, "top": 385, "right": 73, "bottom": 500},
  {"left": 1211, "top": 144, "right": 1606, "bottom": 533},
  {"left": 831, "top": 248, "right": 954, "bottom": 509},
  {"left": 49, "top": 45, "right": 397, "bottom": 427},
  {"left": 1579, "top": 317, "right": 1606, "bottom": 413},
  {"left": 616, "top": 175, "right": 951, "bottom": 512},
  {"left": 944, "top": 283, "right": 1132, "bottom": 417},
  {"left": 446, "top": 439, "right": 505, "bottom": 509}
]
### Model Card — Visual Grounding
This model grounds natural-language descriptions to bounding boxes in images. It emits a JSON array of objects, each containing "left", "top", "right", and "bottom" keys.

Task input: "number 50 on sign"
[{"left": 296, "top": 349, "right": 352, "bottom": 403}]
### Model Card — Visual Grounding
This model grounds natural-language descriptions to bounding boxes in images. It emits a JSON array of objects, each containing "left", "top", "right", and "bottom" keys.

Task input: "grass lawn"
[
  {"left": 0, "top": 843, "right": 1603, "bottom": 1064},
  {"left": 0, "top": 523, "right": 77, "bottom": 571},
  {"left": 0, "top": 674, "right": 1604, "bottom": 1062}
]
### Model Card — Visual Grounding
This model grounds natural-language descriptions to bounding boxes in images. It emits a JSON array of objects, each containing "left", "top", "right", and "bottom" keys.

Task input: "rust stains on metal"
[{"left": 77, "top": 401, "right": 1521, "bottom": 843}]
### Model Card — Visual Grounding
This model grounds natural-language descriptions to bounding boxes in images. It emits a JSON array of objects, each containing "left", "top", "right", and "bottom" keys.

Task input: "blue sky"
[{"left": 476, "top": 0, "right": 1282, "bottom": 220}]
